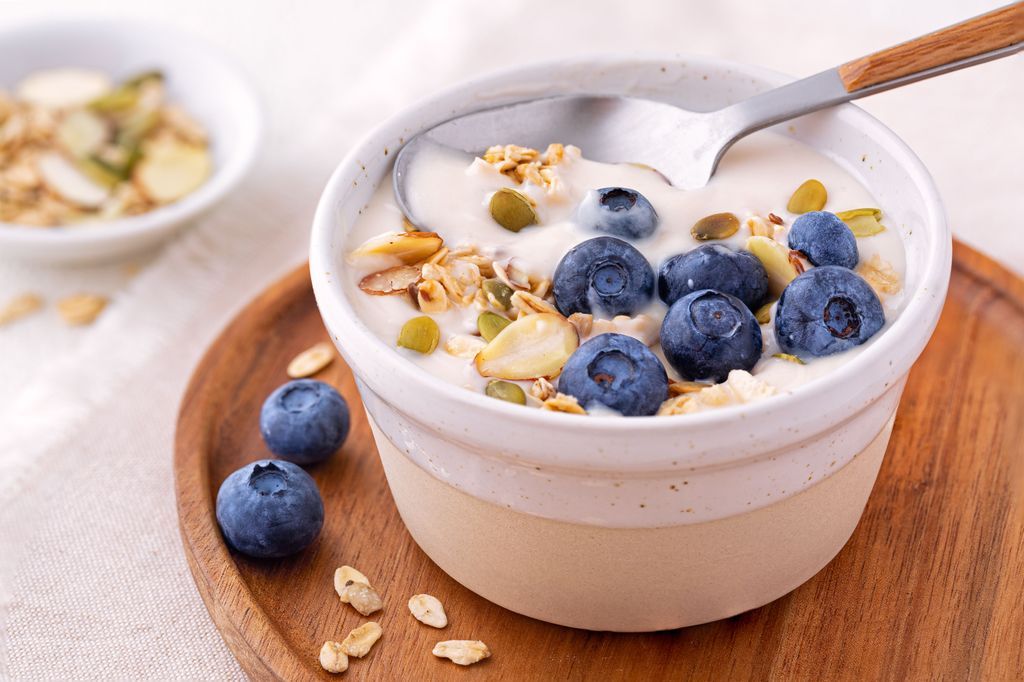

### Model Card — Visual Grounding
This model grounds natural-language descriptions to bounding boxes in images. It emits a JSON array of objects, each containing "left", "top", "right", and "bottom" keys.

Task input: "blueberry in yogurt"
[
  {"left": 558, "top": 333, "right": 668, "bottom": 416},
  {"left": 658, "top": 244, "right": 768, "bottom": 311},
  {"left": 216, "top": 460, "right": 324, "bottom": 558},
  {"left": 576, "top": 187, "right": 659, "bottom": 239},
  {"left": 553, "top": 236, "right": 655, "bottom": 317},
  {"left": 787, "top": 211, "right": 858, "bottom": 269},
  {"left": 775, "top": 266, "right": 884, "bottom": 357},
  {"left": 260, "top": 379, "right": 349, "bottom": 465},
  {"left": 661, "top": 290, "right": 763, "bottom": 382}
]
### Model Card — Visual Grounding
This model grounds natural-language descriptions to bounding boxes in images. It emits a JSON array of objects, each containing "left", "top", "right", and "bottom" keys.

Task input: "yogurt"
[{"left": 343, "top": 131, "right": 906, "bottom": 412}]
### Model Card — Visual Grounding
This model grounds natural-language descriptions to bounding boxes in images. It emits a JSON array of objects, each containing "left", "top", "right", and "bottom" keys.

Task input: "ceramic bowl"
[
  {"left": 310, "top": 54, "right": 950, "bottom": 631},
  {"left": 0, "top": 17, "right": 262, "bottom": 263}
]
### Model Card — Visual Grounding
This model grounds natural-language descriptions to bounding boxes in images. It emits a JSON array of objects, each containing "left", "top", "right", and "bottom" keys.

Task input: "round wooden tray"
[{"left": 174, "top": 241, "right": 1023, "bottom": 681}]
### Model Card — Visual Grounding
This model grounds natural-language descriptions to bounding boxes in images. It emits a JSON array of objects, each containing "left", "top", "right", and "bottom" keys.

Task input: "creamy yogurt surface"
[{"left": 342, "top": 131, "right": 906, "bottom": 414}]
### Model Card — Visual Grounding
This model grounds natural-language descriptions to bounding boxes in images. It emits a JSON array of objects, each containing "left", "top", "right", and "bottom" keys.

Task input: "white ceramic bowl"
[
  {"left": 311, "top": 55, "right": 951, "bottom": 631},
  {"left": 0, "top": 18, "right": 262, "bottom": 263}
]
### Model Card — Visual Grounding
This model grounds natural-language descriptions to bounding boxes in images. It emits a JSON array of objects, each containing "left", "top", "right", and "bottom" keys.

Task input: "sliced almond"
[
  {"left": 133, "top": 140, "right": 211, "bottom": 203},
  {"left": 55, "top": 110, "right": 109, "bottom": 158},
  {"left": 37, "top": 153, "right": 109, "bottom": 208},
  {"left": 475, "top": 313, "right": 578, "bottom": 380},
  {"left": 16, "top": 68, "right": 112, "bottom": 109},
  {"left": 746, "top": 236, "right": 799, "bottom": 298},
  {"left": 359, "top": 265, "right": 421, "bottom": 296},
  {"left": 350, "top": 231, "right": 443, "bottom": 265}
]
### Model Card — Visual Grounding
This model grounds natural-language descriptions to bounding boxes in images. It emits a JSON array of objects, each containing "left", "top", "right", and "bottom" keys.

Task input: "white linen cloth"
[{"left": 0, "top": 0, "right": 1019, "bottom": 678}]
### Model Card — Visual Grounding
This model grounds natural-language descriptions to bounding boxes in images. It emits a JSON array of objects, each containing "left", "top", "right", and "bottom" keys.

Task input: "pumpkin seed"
[
  {"left": 786, "top": 179, "right": 827, "bottom": 214},
  {"left": 397, "top": 316, "right": 439, "bottom": 354},
  {"left": 746, "top": 236, "right": 799, "bottom": 297},
  {"left": 835, "top": 207, "right": 881, "bottom": 221},
  {"left": 489, "top": 187, "right": 538, "bottom": 232},
  {"left": 836, "top": 208, "right": 886, "bottom": 237},
  {"left": 475, "top": 313, "right": 578, "bottom": 380},
  {"left": 485, "top": 380, "right": 527, "bottom": 405},
  {"left": 691, "top": 212, "right": 739, "bottom": 240},
  {"left": 773, "top": 353, "right": 806, "bottom": 365},
  {"left": 755, "top": 301, "right": 773, "bottom": 325},
  {"left": 351, "top": 231, "right": 443, "bottom": 264},
  {"left": 482, "top": 278, "right": 514, "bottom": 309},
  {"left": 478, "top": 311, "right": 512, "bottom": 341}
]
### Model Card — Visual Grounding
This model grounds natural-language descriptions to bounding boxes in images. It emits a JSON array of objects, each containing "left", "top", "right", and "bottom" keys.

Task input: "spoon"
[{"left": 395, "top": 4, "right": 1022, "bottom": 225}]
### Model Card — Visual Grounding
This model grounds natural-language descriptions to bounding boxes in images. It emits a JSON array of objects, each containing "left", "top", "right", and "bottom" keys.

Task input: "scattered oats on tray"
[
  {"left": 340, "top": 621, "right": 382, "bottom": 658},
  {"left": 56, "top": 293, "right": 108, "bottom": 326},
  {"left": 0, "top": 292, "right": 43, "bottom": 326},
  {"left": 286, "top": 341, "right": 335, "bottom": 378},
  {"left": 432, "top": 639, "right": 492, "bottom": 666},
  {"left": 0, "top": 67, "right": 211, "bottom": 227},
  {"left": 408, "top": 593, "right": 448, "bottom": 628}
]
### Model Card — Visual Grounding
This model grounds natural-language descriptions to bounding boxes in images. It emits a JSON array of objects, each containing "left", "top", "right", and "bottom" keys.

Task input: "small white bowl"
[
  {"left": 311, "top": 55, "right": 951, "bottom": 631},
  {"left": 0, "top": 18, "right": 262, "bottom": 264}
]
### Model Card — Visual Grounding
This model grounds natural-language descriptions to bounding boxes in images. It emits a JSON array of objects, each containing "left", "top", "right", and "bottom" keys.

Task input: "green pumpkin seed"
[
  {"left": 489, "top": 188, "right": 538, "bottom": 232},
  {"left": 478, "top": 311, "right": 512, "bottom": 342},
  {"left": 482, "top": 279, "right": 514, "bottom": 310},
  {"left": 397, "top": 316, "right": 439, "bottom": 354},
  {"left": 772, "top": 353, "right": 806, "bottom": 365},
  {"left": 835, "top": 207, "right": 881, "bottom": 221},
  {"left": 485, "top": 380, "right": 527, "bottom": 405},
  {"left": 755, "top": 302, "right": 774, "bottom": 325},
  {"left": 786, "top": 179, "right": 827, "bottom": 214},
  {"left": 836, "top": 208, "right": 886, "bottom": 237},
  {"left": 691, "top": 212, "right": 739, "bottom": 241}
]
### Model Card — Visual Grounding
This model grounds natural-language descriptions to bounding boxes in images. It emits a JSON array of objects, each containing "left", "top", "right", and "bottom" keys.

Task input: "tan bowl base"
[{"left": 371, "top": 417, "right": 893, "bottom": 632}]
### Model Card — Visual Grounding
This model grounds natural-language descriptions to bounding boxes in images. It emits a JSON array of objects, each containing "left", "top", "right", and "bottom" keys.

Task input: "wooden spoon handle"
[{"left": 838, "top": 3, "right": 1024, "bottom": 92}]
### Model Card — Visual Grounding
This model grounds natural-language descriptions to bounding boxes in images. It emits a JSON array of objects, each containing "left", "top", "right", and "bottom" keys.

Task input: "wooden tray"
[{"left": 174, "top": 241, "right": 1024, "bottom": 681}]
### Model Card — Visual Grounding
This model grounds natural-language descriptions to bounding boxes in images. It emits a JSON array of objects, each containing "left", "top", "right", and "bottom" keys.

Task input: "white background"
[{"left": 0, "top": 1, "right": 1020, "bottom": 678}]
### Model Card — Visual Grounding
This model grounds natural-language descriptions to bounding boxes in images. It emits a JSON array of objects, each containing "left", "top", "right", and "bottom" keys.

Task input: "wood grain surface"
[
  {"left": 174, "top": 241, "right": 1024, "bottom": 681},
  {"left": 838, "top": 3, "right": 1024, "bottom": 91}
]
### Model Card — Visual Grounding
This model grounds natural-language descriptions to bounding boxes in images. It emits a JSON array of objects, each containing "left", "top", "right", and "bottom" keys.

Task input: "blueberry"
[
  {"left": 553, "top": 236, "right": 655, "bottom": 317},
  {"left": 661, "top": 290, "right": 763, "bottom": 382},
  {"left": 576, "top": 187, "right": 659, "bottom": 239},
  {"left": 557, "top": 333, "right": 668, "bottom": 416},
  {"left": 787, "top": 211, "right": 858, "bottom": 269},
  {"left": 260, "top": 379, "right": 349, "bottom": 465},
  {"left": 216, "top": 459, "right": 324, "bottom": 558},
  {"left": 658, "top": 244, "right": 768, "bottom": 310},
  {"left": 775, "top": 266, "right": 884, "bottom": 357}
]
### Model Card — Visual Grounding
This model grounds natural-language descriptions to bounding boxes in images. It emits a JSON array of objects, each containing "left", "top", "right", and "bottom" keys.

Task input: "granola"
[{"left": 0, "top": 68, "right": 212, "bottom": 227}]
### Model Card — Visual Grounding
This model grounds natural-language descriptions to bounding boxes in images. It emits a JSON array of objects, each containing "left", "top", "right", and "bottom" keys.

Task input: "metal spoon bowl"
[{"left": 395, "top": 6, "right": 1022, "bottom": 227}]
